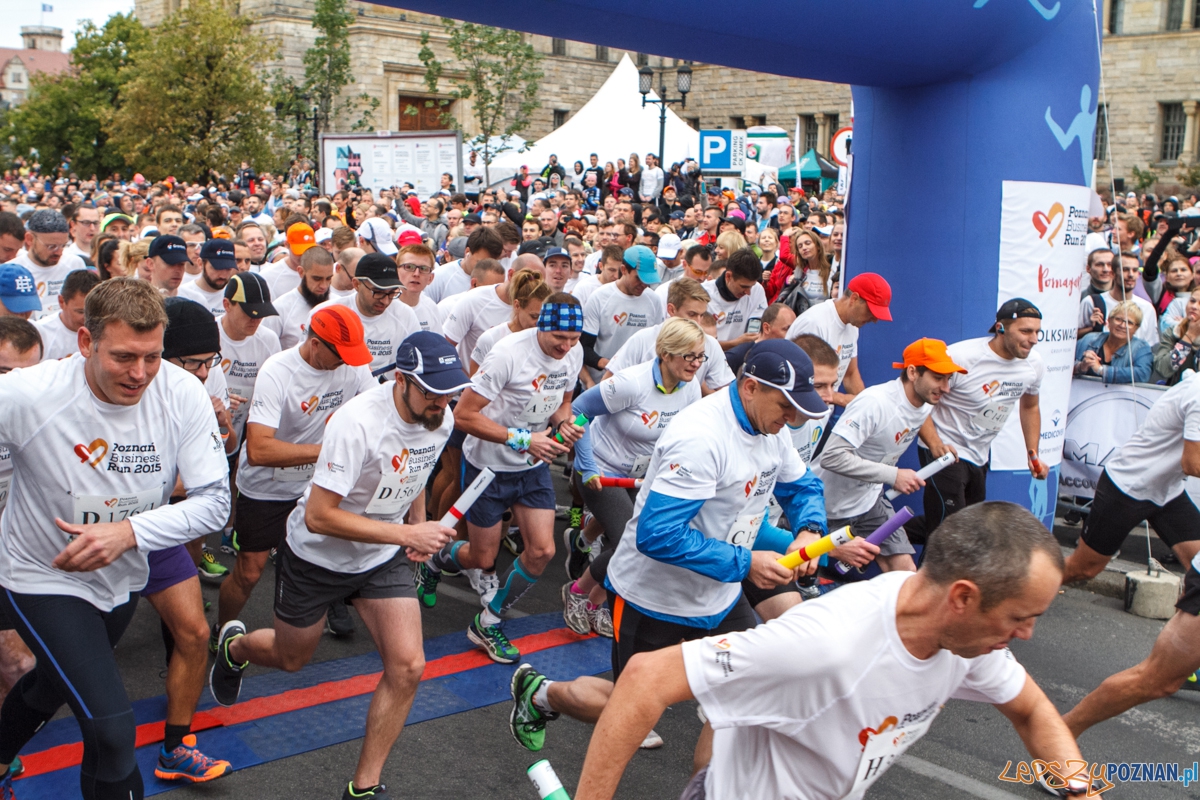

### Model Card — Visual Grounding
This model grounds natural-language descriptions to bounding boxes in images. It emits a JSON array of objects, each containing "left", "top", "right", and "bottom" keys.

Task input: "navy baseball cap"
[
  {"left": 742, "top": 339, "right": 828, "bottom": 416},
  {"left": 200, "top": 239, "right": 237, "bottom": 270},
  {"left": 395, "top": 331, "right": 471, "bottom": 393},
  {"left": 544, "top": 247, "right": 571, "bottom": 263},
  {"left": 148, "top": 234, "right": 190, "bottom": 265},
  {"left": 0, "top": 265, "right": 42, "bottom": 314},
  {"left": 669, "top": 210, "right": 685, "bottom": 220}
]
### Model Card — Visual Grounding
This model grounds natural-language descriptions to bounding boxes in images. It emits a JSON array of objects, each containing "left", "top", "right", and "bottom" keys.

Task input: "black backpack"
[{"left": 774, "top": 273, "right": 813, "bottom": 317}]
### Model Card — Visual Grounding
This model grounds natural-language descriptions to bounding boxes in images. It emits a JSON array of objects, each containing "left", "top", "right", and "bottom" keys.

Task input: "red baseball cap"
[
  {"left": 309, "top": 306, "right": 372, "bottom": 367},
  {"left": 846, "top": 273, "right": 893, "bottom": 321}
]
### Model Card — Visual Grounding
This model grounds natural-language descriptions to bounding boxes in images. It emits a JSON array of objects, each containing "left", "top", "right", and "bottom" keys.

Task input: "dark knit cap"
[{"left": 163, "top": 297, "right": 220, "bottom": 359}]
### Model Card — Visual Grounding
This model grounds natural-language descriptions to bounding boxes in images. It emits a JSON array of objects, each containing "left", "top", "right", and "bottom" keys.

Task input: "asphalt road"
[{"left": 91, "top": 504, "right": 1199, "bottom": 800}]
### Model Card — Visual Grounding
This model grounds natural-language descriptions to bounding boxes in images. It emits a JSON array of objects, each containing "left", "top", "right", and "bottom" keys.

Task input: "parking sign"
[{"left": 700, "top": 130, "right": 746, "bottom": 174}]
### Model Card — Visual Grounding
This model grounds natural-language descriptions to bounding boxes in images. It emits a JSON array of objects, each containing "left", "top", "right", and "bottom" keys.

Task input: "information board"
[{"left": 319, "top": 131, "right": 463, "bottom": 196}]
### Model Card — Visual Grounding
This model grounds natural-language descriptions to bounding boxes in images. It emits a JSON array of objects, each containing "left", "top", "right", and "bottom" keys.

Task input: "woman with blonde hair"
[
  {"left": 120, "top": 239, "right": 153, "bottom": 282},
  {"left": 1075, "top": 300, "right": 1151, "bottom": 383},
  {"left": 714, "top": 230, "right": 748, "bottom": 262},
  {"left": 469, "top": 270, "right": 553, "bottom": 373}
]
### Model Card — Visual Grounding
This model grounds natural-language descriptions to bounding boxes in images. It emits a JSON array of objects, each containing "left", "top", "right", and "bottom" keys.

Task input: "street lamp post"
[{"left": 638, "top": 63, "right": 692, "bottom": 169}]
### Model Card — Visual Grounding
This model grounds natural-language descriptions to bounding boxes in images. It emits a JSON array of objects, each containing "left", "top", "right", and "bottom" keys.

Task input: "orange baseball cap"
[
  {"left": 892, "top": 338, "right": 967, "bottom": 374},
  {"left": 287, "top": 222, "right": 317, "bottom": 256},
  {"left": 309, "top": 306, "right": 372, "bottom": 367}
]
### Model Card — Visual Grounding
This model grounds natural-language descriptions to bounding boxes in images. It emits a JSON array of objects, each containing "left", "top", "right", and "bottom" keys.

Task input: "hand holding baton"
[
  {"left": 1027, "top": 449, "right": 1048, "bottom": 480},
  {"left": 834, "top": 506, "right": 915, "bottom": 575},
  {"left": 886, "top": 452, "right": 954, "bottom": 500},
  {"left": 439, "top": 467, "right": 496, "bottom": 526},
  {"left": 598, "top": 476, "right": 643, "bottom": 489},
  {"left": 554, "top": 413, "right": 589, "bottom": 444},
  {"left": 776, "top": 525, "right": 855, "bottom": 570}
]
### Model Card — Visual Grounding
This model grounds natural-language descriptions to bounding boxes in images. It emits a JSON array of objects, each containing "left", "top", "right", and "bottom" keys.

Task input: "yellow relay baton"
[{"left": 776, "top": 525, "right": 854, "bottom": 570}]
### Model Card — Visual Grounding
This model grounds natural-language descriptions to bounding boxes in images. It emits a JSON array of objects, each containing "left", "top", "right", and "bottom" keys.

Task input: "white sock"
[
  {"left": 480, "top": 607, "right": 502, "bottom": 628},
  {"left": 533, "top": 680, "right": 555, "bottom": 714}
]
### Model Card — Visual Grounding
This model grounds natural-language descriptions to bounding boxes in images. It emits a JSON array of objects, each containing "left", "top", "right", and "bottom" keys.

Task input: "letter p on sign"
[{"left": 700, "top": 130, "right": 733, "bottom": 171}]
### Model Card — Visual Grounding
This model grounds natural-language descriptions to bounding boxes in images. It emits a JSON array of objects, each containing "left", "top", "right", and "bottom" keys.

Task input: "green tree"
[
  {"left": 107, "top": 0, "right": 280, "bottom": 181},
  {"left": 416, "top": 20, "right": 543, "bottom": 186},
  {"left": 4, "top": 14, "right": 149, "bottom": 178},
  {"left": 1130, "top": 165, "right": 1159, "bottom": 194}
]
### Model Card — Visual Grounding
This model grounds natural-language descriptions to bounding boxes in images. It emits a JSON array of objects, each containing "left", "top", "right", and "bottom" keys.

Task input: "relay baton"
[
  {"left": 598, "top": 476, "right": 643, "bottom": 489},
  {"left": 554, "top": 413, "right": 589, "bottom": 444},
  {"left": 776, "top": 525, "right": 854, "bottom": 570},
  {"left": 885, "top": 452, "right": 955, "bottom": 500},
  {"left": 834, "top": 506, "right": 915, "bottom": 576},
  {"left": 438, "top": 467, "right": 496, "bottom": 527},
  {"left": 527, "top": 760, "right": 571, "bottom": 800}
]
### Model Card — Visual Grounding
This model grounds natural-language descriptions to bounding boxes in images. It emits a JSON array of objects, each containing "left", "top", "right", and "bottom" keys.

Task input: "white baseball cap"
[
  {"left": 657, "top": 233, "right": 683, "bottom": 258},
  {"left": 356, "top": 217, "right": 397, "bottom": 256},
  {"left": 314, "top": 227, "right": 333, "bottom": 244}
]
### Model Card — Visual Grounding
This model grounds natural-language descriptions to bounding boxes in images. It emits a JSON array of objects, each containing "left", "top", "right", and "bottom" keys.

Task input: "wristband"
[
  {"left": 799, "top": 523, "right": 824, "bottom": 535},
  {"left": 506, "top": 427, "right": 532, "bottom": 453}
]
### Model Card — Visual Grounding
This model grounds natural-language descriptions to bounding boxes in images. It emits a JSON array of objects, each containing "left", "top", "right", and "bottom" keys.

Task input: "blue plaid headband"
[{"left": 538, "top": 302, "right": 584, "bottom": 333}]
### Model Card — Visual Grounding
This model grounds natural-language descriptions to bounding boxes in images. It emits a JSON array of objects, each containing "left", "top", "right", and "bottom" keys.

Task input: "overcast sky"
[{"left": 4, "top": 0, "right": 135, "bottom": 50}]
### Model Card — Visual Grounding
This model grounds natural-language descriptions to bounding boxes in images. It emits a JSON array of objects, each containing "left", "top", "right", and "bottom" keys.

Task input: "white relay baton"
[
  {"left": 439, "top": 467, "right": 496, "bottom": 526},
  {"left": 885, "top": 452, "right": 955, "bottom": 500}
]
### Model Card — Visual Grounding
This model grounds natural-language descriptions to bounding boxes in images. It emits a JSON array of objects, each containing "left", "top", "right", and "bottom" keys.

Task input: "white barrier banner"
[
  {"left": 1057, "top": 378, "right": 1162, "bottom": 499},
  {"left": 991, "top": 180, "right": 1091, "bottom": 470}
]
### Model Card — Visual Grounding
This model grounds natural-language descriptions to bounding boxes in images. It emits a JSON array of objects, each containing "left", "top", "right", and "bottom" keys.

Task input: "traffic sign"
[
  {"left": 699, "top": 129, "right": 747, "bottom": 174},
  {"left": 831, "top": 126, "right": 853, "bottom": 167}
]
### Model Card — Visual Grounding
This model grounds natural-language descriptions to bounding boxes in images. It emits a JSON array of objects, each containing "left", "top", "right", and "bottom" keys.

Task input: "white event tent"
[{"left": 485, "top": 54, "right": 699, "bottom": 179}]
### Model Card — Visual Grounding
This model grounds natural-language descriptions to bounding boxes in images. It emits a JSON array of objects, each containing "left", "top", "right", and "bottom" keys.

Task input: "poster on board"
[{"left": 319, "top": 131, "right": 463, "bottom": 197}]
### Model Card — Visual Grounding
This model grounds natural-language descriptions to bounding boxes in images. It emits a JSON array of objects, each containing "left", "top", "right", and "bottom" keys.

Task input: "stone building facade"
[{"left": 0, "top": 27, "right": 70, "bottom": 108}]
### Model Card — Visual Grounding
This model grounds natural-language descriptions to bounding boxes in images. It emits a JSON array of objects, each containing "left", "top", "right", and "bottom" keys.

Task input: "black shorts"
[
  {"left": 1081, "top": 470, "right": 1200, "bottom": 557},
  {"left": 273, "top": 540, "right": 417, "bottom": 628},
  {"left": 608, "top": 590, "right": 756, "bottom": 679},
  {"left": 740, "top": 579, "right": 797, "bottom": 608},
  {"left": 920, "top": 448, "right": 988, "bottom": 532},
  {"left": 234, "top": 493, "right": 298, "bottom": 553},
  {"left": 1177, "top": 566, "right": 1200, "bottom": 616}
]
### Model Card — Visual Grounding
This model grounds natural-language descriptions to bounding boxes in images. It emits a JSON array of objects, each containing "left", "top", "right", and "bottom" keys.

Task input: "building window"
[
  {"left": 595, "top": 45, "right": 608, "bottom": 62},
  {"left": 636, "top": 52, "right": 649, "bottom": 67},
  {"left": 751, "top": 115, "right": 767, "bottom": 128},
  {"left": 1195, "top": 0, "right": 1200, "bottom": 28},
  {"left": 551, "top": 38, "right": 566, "bottom": 56},
  {"left": 1166, "top": 0, "right": 1184, "bottom": 29},
  {"left": 1093, "top": 104, "right": 1108, "bottom": 162},
  {"left": 804, "top": 116, "right": 819, "bottom": 153},
  {"left": 1109, "top": 0, "right": 1123, "bottom": 33},
  {"left": 1161, "top": 103, "right": 1187, "bottom": 161},
  {"left": 729, "top": 116, "right": 744, "bottom": 130},
  {"left": 11, "top": 72, "right": 21, "bottom": 85},
  {"left": 552, "top": 109, "right": 568, "bottom": 129},
  {"left": 686, "top": 117, "right": 700, "bottom": 131}
]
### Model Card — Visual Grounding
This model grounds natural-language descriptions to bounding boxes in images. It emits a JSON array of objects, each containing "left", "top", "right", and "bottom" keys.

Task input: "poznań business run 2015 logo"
[{"left": 999, "top": 759, "right": 1199, "bottom": 795}]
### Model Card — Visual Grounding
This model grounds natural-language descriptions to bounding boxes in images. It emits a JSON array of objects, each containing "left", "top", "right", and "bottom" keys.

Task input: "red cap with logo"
[
  {"left": 309, "top": 305, "right": 372, "bottom": 367},
  {"left": 846, "top": 273, "right": 893, "bottom": 321}
]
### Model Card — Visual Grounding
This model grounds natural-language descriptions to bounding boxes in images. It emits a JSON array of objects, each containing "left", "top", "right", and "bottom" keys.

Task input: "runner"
[
  {"left": 444, "top": 255, "right": 545, "bottom": 367},
  {"left": 218, "top": 272, "right": 281, "bottom": 451},
  {"left": 330, "top": 247, "right": 363, "bottom": 301},
  {"left": 260, "top": 223, "right": 317, "bottom": 300},
  {"left": 571, "top": 502, "right": 1087, "bottom": 800},
  {"left": 468, "top": 269, "right": 552, "bottom": 373},
  {"left": 209, "top": 333, "right": 466, "bottom": 800},
  {"left": 425, "top": 226, "right": 504, "bottom": 304},
  {"left": 215, "top": 306, "right": 375, "bottom": 646},
  {"left": 394, "top": 241, "right": 443, "bottom": 334},
  {"left": 34, "top": 269, "right": 100, "bottom": 361},
  {"left": 0, "top": 265, "right": 39, "bottom": 321},
  {"left": 0, "top": 278, "right": 230, "bottom": 800},
  {"left": 145, "top": 235, "right": 191, "bottom": 298},
  {"left": 262, "top": 246, "right": 334, "bottom": 350},
  {"left": 177, "top": 239, "right": 238, "bottom": 318},
  {"left": 652, "top": 243, "right": 712, "bottom": 308},
  {"left": 509, "top": 340, "right": 828, "bottom": 752},
  {"left": 703, "top": 250, "right": 767, "bottom": 349},
  {"left": 918, "top": 299, "right": 1048, "bottom": 532},
  {"left": 580, "top": 245, "right": 665, "bottom": 383},
  {"left": 7, "top": 210, "right": 86, "bottom": 321},
  {"left": 415, "top": 295, "right": 585, "bottom": 663}
]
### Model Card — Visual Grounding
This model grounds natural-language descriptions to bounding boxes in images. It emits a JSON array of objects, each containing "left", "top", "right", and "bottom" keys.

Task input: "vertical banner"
[{"left": 990, "top": 180, "right": 1090, "bottom": 471}]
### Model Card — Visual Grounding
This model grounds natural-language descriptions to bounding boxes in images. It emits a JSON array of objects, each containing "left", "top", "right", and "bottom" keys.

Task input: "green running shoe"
[
  {"left": 467, "top": 614, "right": 519, "bottom": 664},
  {"left": 1179, "top": 670, "right": 1200, "bottom": 692},
  {"left": 568, "top": 505, "right": 583, "bottom": 529},
  {"left": 342, "top": 782, "right": 392, "bottom": 799},
  {"left": 197, "top": 548, "right": 228, "bottom": 582},
  {"left": 509, "top": 663, "right": 559, "bottom": 752},
  {"left": 414, "top": 562, "right": 441, "bottom": 608}
]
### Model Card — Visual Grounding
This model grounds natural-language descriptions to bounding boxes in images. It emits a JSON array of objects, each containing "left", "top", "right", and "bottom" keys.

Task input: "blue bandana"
[{"left": 537, "top": 302, "right": 584, "bottom": 332}]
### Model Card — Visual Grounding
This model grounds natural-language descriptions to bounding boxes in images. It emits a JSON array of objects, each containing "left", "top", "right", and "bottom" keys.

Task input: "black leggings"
[{"left": 0, "top": 589, "right": 143, "bottom": 800}]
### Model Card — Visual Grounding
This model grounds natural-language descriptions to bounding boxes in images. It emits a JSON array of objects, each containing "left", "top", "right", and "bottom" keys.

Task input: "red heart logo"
[
  {"left": 858, "top": 716, "right": 899, "bottom": 747},
  {"left": 1031, "top": 203, "right": 1065, "bottom": 245},
  {"left": 641, "top": 410, "right": 659, "bottom": 427}
]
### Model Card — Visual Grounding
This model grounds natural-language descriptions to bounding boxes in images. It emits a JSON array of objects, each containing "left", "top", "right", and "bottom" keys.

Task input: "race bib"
[
  {"left": 629, "top": 455, "right": 651, "bottom": 479},
  {"left": 71, "top": 486, "right": 163, "bottom": 526},
  {"left": 516, "top": 392, "right": 560, "bottom": 430},
  {"left": 971, "top": 397, "right": 1016, "bottom": 433},
  {"left": 719, "top": 510, "right": 764, "bottom": 548},
  {"left": 273, "top": 463, "right": 316, "bottom": 483},
  {"left": 0, "top": 474, "right": 10, "bottom": 514},
  {"left": 228, "top": 384, "right": 254, "bottom": 431},
  {"left": 850, "top": 709, "right": 940, "bottom": 796},
  {"left": 363, "top": 471, "right": 424, "bottom": 516}
]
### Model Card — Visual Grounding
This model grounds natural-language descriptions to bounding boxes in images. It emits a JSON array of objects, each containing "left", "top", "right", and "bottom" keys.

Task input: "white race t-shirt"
[
  {"left": 10, "top": 252, "right": 86, "bottom": 321},
  {"left": 571, "top": 274, "right": 603, "bottom": 307},
  {"left": 219, "top": 324, "right": 282, "bottom": 446},
  {"left": 287, "top": 383, "right": 453, "bottom": 573},
  {"left": 589, "top": 360, "right": 700, "bottom": 477},
  {"left": 408, "top": 293, "right": 444, "bottom": 335},
  {"left": 815, "top": 379, "right": 932, "bottom": 519},
  {"left": 923, "top": 337, "right": 1044, "bottom": 467},
  {"left": 1078, "top": 291, "right": 1159, "bottom": 348},
  {"left": 311, "top": 294, "right": 421, "bottom": 381},
  {"left": 259, "top": 260, "right": 302, "bottom": 301},
  {"left": 788, "top": 411, "right": 833, "bottom": 465},
  {"left": 0, "top": 358, "right": 228, "bottom": 609},
  {"left": 1104, "top": 375, "right": 1200, "bottom": 506},
  {"left": 463, "top": 328, "right": 584, "bottom": 472},
  {"left": 684, "top": 572, "right": 1026, "bottom": 800},
  {"left": 605, "top": 323, "right": 734, "bottom": 392},
  {"left": 236, "top": 347, "right": 374, "bottom": 501},
  {"left": 470, "top": 322, "right": 518, "bottom": 369},
  {"left": 0, "top": 447, "right": 11, "bottom": 515},
  {"left": 443, "top": 285, "right": 512, "bottom": 367},
  {"left": 703, "top": 279, "right": 767, "bottom": 342},
  {"left": 33, "top": 312, "right": 77, "bottom": 361},
  {"left": 261, "top": 288, "right": 318, "bottom": 351},
  {"left": 607, "top": 386, "right": 807, "bottom": 621},
  {"left": 177, "top": 279, "right": 228, "bottom": 319},
  {"left": 426, "top": 259, "right": 471, "bottom": 305},
  {"left": 785, "top": 299, "right": 858, "bottom": 387},
  {"left": 583, "top": 283, "right": 665, "bottom": 380}
]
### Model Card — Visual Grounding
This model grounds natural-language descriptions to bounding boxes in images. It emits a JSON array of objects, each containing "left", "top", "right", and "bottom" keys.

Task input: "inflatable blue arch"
[{"left": 373, "top": 0, "right": 1101, "bottom": 526}]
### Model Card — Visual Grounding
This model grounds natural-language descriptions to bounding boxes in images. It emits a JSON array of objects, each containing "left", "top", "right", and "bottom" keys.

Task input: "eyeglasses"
[
  {"left": 185, "top": 242, "right": 203, "bottom": 251},
  {"left": 314, "top": 336, "right": 344, "bottom": 365},
  {"left": 366, "top": 286, "right": 401, "bottom": 300},
  {"left": 33, "top": 235, "right": 66, "bottom": 252},
  {"left": 1108, "top": 317, "right": 1133, "bottom": 328},
  {"left": 674, "top": 352, "right": 708, "bottom": 364},
  {"left": 397, "top": 262, "right": 433, "bottom": 274},
  {"left": 174, "top": 353, "right": 222, "bottom": 372},
  {"left": 408, "top": 380, "right": 458, "bottom": 402}
]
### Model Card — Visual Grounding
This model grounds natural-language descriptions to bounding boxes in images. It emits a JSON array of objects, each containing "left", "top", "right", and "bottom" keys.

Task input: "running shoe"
[
  {"left": 342, "top": 783, "right": 392, "bottom": 799},
  {"left": 555, "top": 504, "right": 573, "bottom": 521},
  {"left": 326, "top": 601, "right": 355, "bottom": 637},
  {"left": 414, "top": 562, "right": 441, "bottom": 608},
  {"left": 1179, "top": 670, "right": 1200, "bottom": 691},
  {"left": 197, "top": 548, "right": 228, "bottom": 582},
  {"left": 502, "top": 526, "right": 524, "bottom": 556},
  {"left": 568, "top": 505, "right": 583, "bottom": 529},
  {"left": 220, "top": 529, "right": 235, "bottom": 555},
  {"left": 440, "top": 564, "right": 461, "bottom": 578},
  {"left": 208, "top": 620, "right": 247, "bottom": 707},
  {"left": 509, "top": 663, "right": 558, "bottom": 751},
  {"left": 562, "top": 582, "right": 591, "bottom": 635},
  {"left": 208, "top": 622, "right": 220, "bottom": 655},
  {"left": 587, "top": 604, "right": 613, "bottom": 638},
  {"left": 563, "top": 527, "right": 592, "bottom": 582},
  {"left": 640, "top": 729, "right": 664, "bottom": 749},
  {"left": 468, "top": 570, "right": 499, "bottom": 607},
  {"left": 155, "top": 734, "right": 232, "bottom": 782},
  {"left": 468, "top": 614, "right": 519, "bottom": 664},
  {"left": 797, "top": 576, "right": 822, "bottom": 602}
]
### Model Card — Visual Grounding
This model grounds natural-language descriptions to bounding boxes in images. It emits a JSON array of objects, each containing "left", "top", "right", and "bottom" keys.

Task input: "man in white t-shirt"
[
  {"left": 572, "top": 245, "right": 623, "bottom": 312},
  {"left": 426, "top": 226, "right": 504, "bottom": 305},
  {"left": 210, "top": 333, "right": 466, "bottom": 799},
  {"left": 261, "top": 246, "right": 334, "bottom": 350},
  {"left": 215, "top": 305, "right": 374, "bottom": 646},
  {"left": 918, "top": 299, "right": 1048, "bottom": 533},
  {"left": 146, "top": 235, "right": 191, "bottom": 298},
  {"left": 639, "top": 153, "right": 664, "bottom": 202},
  {"left": 416, "top": 296, "right": 585, "bottom": 664},
  {"left": 703, "top": 250, "right": 768, "bottom": 349},
  {"left": 218, "top": 272, "right": 281, "bottom": 451},
  {"left": 817, "top": 339, "right": 968, "bottom": 574},
  {"left": 574, "top": 502, "right": 1087, "bottom": 800},
  {"left": 581, "top": 245, "right": 665, "bottom": 383},
  {"left": 542, "top": 246, "right": 572, "bottom": 293},
  {"left": 65, "top": 203, "right": 100, "bottom": 265},
  {"left": 178, "top": 239, "right": 238, "bottom": 318},
  {"left": 11, "top": 209, "right": 87, "bottom": 320},
  {"left": 1076, "top": 251, "right": 1158, "bottom": 347},
  {"left": 444, "top": 254, "right": 544, "bottom": 367},
  {"left": 330, "top": 246, "right": 361, "bottom": 301},
  {"left": 34, "top": 268, "right": 100, "bottom": 361},
  {"left": 259, "top": 223, "right": 316, "bottom": 301},
  {"left": 784, "top": 272, "right": 893, "bottom": 406},
  {"left": 394, "top": 239, "right": 443, "bottom": 334},
  {"left": 0, "top": 278, "right": 230, "bottom": 798}
]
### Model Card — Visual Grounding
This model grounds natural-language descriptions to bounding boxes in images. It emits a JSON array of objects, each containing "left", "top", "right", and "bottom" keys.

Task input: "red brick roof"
[{"left": 0, "top": 48, "right": 71, "bottom": 84}]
